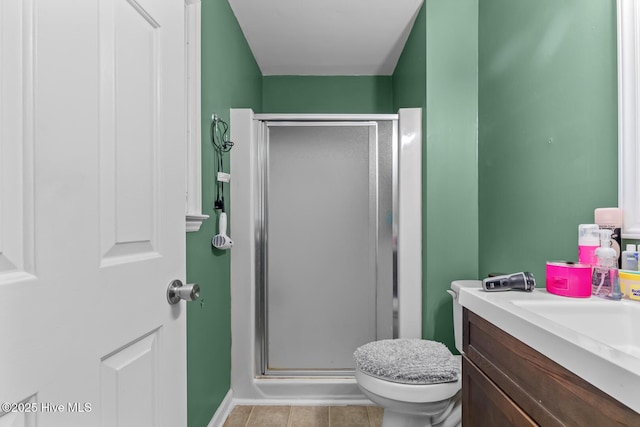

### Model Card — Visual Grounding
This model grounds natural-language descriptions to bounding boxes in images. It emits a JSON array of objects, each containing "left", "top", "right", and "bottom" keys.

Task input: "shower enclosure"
[
  {"left": 230, "top": 109, "right": 421, "bottom": 402},
  {"left": 258, "top": 120, "right": 395, "bottom": 376}
]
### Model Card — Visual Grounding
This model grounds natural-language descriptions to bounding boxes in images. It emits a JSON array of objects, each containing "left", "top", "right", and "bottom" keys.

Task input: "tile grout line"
[
  {"left": 286, "top": 405, "right": 293, "bottom": 427},
  {"left": 244, "top": 406, "right": 255, "bottom": 427}
]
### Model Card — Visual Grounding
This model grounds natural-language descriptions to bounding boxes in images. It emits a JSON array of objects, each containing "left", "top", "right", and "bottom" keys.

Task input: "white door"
[{"left": 0, "top": 0, "right": 187, "bottom": 426}]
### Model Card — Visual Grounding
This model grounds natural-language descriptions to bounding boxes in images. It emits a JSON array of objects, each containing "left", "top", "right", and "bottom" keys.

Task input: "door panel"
[
  {"left": 0, "top": 0, "right": 186, "bottom": 426},
  {"left": 100, "top": 331, "right": 160, "bottom": 427},
  {"left": 100, "top": 0, "right": 160, "bottom": 264},
  {"left": 263, "top": 122, "right": 390, "bottom": 374},
  {"left": 0, "top": 0, "right": 35, "bottom": 283}
]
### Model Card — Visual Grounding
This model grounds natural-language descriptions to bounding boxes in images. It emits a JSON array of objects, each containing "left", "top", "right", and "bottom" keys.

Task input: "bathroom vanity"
[{"left": 458, "top": 284, "right": 640, "bottom": 426}]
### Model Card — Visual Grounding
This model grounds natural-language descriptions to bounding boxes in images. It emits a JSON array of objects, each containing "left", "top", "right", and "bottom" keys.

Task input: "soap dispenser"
[{"left": 592, "top": 229, "right": 622, "bottom": 300}]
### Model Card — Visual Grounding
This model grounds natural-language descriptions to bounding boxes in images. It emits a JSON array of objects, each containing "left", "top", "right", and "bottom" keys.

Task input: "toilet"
[{"left": 354, "top": 280, "right": 478, "bottom": 427}]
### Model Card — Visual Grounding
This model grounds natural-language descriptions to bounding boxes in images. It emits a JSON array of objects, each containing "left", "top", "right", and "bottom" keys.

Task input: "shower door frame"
[
  {"left": 229, "top": 109, "right": 422, "bottom": 402},
  {"left": 255, "top": 119, "right": 392, "bottom": 377}
]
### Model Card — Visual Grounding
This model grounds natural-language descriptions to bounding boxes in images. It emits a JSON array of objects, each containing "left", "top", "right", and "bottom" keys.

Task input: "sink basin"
[{"left": 511, "top": 298, "right": 640, "bottom": 358}]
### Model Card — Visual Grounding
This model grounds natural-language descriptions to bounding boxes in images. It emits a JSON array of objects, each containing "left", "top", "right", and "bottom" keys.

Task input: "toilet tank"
[{"left": 448, "top": 280, "right": 482, "bottom": 354}]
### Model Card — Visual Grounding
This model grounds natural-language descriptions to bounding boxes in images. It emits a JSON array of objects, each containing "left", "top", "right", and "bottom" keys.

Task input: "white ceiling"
[{"left": 227, "top": 0, "right": 424, "bottom": 76}]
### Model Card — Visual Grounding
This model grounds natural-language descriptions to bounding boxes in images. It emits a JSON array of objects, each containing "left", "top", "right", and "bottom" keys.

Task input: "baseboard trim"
[
  {"left": 206, "top": 389, "right": 234, "bottom": 427},
  {"left": 231, "top": 397, "right": 374, "bottom": 407}
]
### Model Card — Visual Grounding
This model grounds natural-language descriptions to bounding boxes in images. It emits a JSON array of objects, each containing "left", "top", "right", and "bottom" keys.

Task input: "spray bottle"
[{"left": 592, "top": 229, "right": 622, "bottom": 300}]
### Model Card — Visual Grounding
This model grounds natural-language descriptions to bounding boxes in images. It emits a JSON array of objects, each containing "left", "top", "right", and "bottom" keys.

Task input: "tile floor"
[{"left": 223, "top": 405, "right": 383, "bottom": 427}]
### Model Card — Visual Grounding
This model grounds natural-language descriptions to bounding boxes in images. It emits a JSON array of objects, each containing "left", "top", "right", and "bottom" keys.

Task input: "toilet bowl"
[
  {"left": 355, "top": 363, "right": 461, "bottom": 427},
  {"left": 354, "top": 280, "right": 479, "bottom": 427}
]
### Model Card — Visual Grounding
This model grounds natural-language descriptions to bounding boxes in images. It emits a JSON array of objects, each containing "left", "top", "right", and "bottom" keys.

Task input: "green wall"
[
  {"left": 263, "top": 76, "right": 393, "bottom": 113},
  {"left": 187, "top": 1, "right": 262, "bottom": 426},
  {"left": 478, "top": 0, "right": 618, "bottom": 282},
  {"left": 392, "top": 0, "right": 479, "bottom": 351},
  {"left": 392, "top": 7, "right": 425, "bottom": 116}
]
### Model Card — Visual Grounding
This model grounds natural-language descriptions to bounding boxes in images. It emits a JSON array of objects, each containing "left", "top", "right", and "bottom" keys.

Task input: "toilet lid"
[{"left": 353, "top": 339, "right": 459, "bottom": 385}]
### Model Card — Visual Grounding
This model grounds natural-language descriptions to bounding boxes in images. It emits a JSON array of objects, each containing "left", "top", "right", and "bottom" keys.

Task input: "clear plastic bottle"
[
  {"left": 592, "top": 229, "right": 622, "bottom": 300},
  {"left": 621, "top": 243, "right": 638, "bottom": 271},
  {"left": 594, "top": 208, "right": 622, "bottom": 268}
]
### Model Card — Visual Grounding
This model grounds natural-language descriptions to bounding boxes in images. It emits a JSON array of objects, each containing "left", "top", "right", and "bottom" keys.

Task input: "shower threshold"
[{"left": 261, "top": 369, "right": 356, "bottom": 379}]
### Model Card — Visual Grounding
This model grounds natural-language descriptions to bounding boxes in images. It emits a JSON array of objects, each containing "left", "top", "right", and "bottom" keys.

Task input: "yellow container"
[{"left": 619, "top": 270, "right": 640, "bottom": 300}]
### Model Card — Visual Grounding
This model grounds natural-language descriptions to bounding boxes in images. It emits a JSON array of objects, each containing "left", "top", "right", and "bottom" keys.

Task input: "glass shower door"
[{"left": 260, "top": 121, "right": 390, "bottom": 376}]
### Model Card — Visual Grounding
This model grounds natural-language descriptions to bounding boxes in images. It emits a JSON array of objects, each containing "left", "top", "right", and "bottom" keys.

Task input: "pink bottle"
[{"left": 578, "top": 224, "right": 599, "bottom": 266}]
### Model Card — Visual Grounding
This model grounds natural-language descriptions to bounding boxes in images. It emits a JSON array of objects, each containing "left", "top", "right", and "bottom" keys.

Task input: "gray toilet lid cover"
[{"left": 353, "top": 339, "right": 459, "bottom": 385}]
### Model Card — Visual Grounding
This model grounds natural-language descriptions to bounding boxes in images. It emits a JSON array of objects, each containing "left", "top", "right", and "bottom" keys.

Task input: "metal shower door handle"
[{"left": 167, "top": 280, "right": 200, "bottom": 305}]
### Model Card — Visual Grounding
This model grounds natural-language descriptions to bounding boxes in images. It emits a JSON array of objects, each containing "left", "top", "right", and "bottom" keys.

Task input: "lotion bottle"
[
  {"left": 592, "top": 229, "right": 622, "bottom": 300},
  {"left": 578, "top": 224, "right": 600, "bottom": 265}
]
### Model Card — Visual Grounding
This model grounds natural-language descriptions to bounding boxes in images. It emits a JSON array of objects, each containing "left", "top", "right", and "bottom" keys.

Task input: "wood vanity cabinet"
[{"left": 462, "top": 308, "right": 640, "bottom": 427}]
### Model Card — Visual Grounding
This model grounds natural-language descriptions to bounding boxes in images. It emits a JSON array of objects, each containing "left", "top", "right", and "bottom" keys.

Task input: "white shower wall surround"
[{"left": 229, "top": 109, "right": 422, "bottom": 404}]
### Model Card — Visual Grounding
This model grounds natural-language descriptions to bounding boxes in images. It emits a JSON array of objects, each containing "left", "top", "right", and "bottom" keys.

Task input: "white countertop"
[{"left": 457, "top": 281, "right": 640, "bottom": 414}]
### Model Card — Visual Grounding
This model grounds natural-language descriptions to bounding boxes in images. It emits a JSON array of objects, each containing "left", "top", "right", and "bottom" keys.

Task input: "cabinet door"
[
  {"left": 464, "top": 309, "right": 640, "bottom": 426},
  {"left": 463, "top": 357, "right": 538, "bottom": 427}
]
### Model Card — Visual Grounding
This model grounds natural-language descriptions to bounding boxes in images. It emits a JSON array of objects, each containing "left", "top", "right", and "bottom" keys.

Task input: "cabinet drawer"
[
  {"left": 463, "top": 308, "right": 639, "bottom": 427},
  {"left": 463, "top": 356, "right": 537, "bottom": 426}
]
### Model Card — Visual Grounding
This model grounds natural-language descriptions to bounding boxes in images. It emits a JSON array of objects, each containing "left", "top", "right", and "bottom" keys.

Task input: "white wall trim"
[
  {"left": 232, "top": 397, "right": 374, "bottom": 407},
  {"left": 229, "top": 109, "right": 260, "bottom": 399},
  {"left": 618, "top": 0, "right": 640, "bottom": 238},
  {"left": 185, "top": 0, "right": 208, "bottom": 232},
  {"left": 254, "top": 113, "right": 398, "bottom": 121},
  {"left": 186, "top": 214, "right": 210, "bottom": 232},
  {"left": 397, "top": 108, "right": 422, "bottom": 339},
  {"left": 206, "top": 390, "right": 234, "bottom": 427}
]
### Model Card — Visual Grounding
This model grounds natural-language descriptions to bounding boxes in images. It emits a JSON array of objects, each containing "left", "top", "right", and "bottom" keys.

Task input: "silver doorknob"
[{"left": 167, "top": 280, "right": 200, "bottom": 305}]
